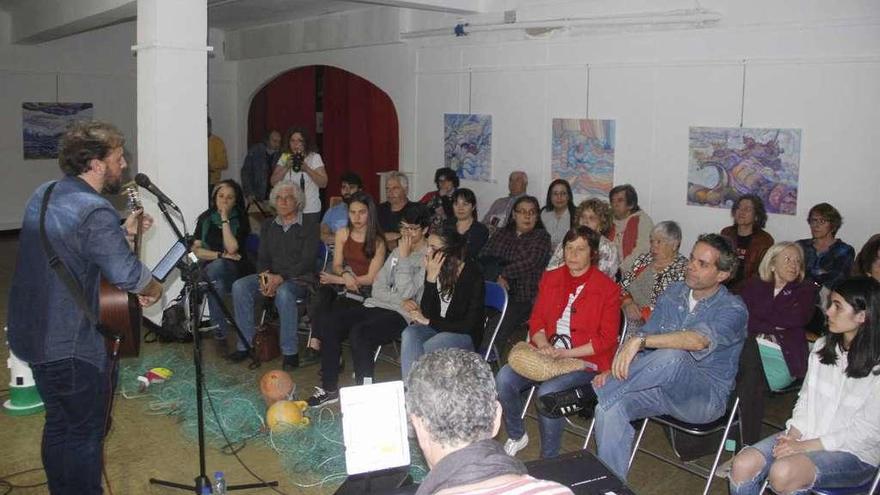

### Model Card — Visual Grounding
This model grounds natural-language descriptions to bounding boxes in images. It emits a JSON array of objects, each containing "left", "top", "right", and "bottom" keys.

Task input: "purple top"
[{"left": 739, "top": 276, "right": 817, "bottom": 378}]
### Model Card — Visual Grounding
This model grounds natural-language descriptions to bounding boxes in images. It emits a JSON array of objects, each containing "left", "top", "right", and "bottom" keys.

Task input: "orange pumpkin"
[
  {"left": 266, "top": 400, "right": 310, "bottom": 431},
  {"left": 259, "top": 370, "right": 294, "bottom": 406}
]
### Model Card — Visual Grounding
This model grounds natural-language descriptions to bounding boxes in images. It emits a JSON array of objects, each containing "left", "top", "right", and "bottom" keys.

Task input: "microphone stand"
[{"left": 147, "top": 199, "right": 277, "bottom": 493}]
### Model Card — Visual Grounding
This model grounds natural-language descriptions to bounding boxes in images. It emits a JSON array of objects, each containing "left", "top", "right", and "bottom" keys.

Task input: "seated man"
[
  {"left": 407, "top": 348, "right": 573, "bottom": 495},
  {"left": 320, "top": 171, "right": 363, "bottom": 245},
  {"left": 482, "top": 171, "right": 528, "bottom": 230},
  {"left": 230, "top": 180, "right": 317, "bottom": 370},
  {"left": 379, "top": 171, "right": 424, "bottom": 248},
  {"left": 592, "top": 233, "right": 748, "bottom": 479}
]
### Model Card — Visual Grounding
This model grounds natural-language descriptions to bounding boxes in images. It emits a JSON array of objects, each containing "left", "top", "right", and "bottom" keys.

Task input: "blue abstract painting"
[
  {"left": 551, "top": 118, "right": 616, "bottom": 197},
  {"left": 687, "top": 127, "right": 801, "bottom": 215},
  {"left": 444, "top": 113, "right": 492, "bottom": 182},
  {"left": 23, "top": 102, "right": 94, "bottom": 159}
]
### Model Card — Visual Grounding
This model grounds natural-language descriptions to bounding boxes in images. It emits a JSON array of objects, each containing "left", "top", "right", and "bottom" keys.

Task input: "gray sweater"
[{"left": 364, "top": 246, "right": 426, "bottom": 320}]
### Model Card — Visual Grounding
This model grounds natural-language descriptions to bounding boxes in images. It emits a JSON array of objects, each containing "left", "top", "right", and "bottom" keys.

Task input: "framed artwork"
[
  {"left": 444, "top": 113, "right": 492, "bottom": 182},
  {"left": 551, "top": 118, "right": 616, "bottom": 197},
  {"left": 23, "top": 102, "right": 94, "bottom": 160}
]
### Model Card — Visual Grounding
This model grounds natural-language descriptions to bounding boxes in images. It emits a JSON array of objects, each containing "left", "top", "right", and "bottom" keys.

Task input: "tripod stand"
[{"left": 147, "top": 200, "right": 278, "bottom": 493}]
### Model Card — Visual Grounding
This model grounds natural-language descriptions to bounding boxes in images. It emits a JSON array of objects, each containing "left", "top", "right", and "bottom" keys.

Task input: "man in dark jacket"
[{"left": 240, "top": 130, "right": 281, "bottom": 201}]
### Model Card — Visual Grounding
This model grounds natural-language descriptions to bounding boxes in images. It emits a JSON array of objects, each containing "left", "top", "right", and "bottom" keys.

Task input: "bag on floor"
[{"left": 253, "top": 313, "right": 281, "bottom": 363}]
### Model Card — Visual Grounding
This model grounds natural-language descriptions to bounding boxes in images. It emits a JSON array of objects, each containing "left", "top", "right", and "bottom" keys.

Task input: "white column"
[{"left": 136, "top": 0, "right": 208, "bottom": 321}]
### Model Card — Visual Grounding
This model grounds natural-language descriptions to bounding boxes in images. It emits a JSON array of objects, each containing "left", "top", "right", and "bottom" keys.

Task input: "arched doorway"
[{"left": 247, "top": 65, "right": 399, "bottom": 202}]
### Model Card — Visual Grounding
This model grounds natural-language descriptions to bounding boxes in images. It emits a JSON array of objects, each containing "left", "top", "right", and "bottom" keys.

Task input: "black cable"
[{"left": 0, "top": 466, "right": 48, "bottom": 492}]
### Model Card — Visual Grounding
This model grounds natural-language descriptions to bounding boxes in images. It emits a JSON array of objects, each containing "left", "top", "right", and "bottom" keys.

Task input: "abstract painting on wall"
[
  {"left": 551, "top": 118, "right": 616, "bottom": 197},
  {"left": 687, "top": 127, "right": 801, "bottom": 215},
  {"left": 444, "top": 113, "right": 492, "bottom": 182},
  {"left": 22, "top": 102, "right": 94, "bottom": 160}
]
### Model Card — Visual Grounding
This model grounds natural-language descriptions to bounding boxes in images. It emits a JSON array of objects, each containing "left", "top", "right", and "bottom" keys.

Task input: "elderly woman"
[
  {"left": 735, "top": 242, "right": 818, "bottom": 445},
  {"left": 193, "top": 180, "right": 251, "bottom": 351},
  {"left": 619, "top": 221, "right": 687, "bottom": 330},
  {"left": 497, "top": 226, "right": 621, "bottom": 459},
  {"left": 547, "top": 198, "right": 620, "bottom": 279},
  {"left": 853, "top": 234, "right": 880, "bottom": 282},
  {"left": 720, "top": 194, "right": 775, "bottom": 293}
]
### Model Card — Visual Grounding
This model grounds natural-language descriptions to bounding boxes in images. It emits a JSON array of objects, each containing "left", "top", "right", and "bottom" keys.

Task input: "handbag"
[
  {"left": 507, "top": 338, "right": 586, "bottom": 382},
  {"left": 253, "top": 310, "right": 281, "bottom": 363}
]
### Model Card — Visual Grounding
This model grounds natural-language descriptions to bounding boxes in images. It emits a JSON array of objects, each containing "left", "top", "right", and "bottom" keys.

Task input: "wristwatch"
[{"left": 634, "top": 332, "right": 647, "bottom": 351}]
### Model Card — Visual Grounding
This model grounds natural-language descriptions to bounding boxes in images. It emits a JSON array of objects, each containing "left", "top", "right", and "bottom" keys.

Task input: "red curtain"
[
  {"left": 247, "top": 66, "right": 317, "bottom": 148},
  {"left": 321, "top": 66, "right": 399, "bottom": 200}
]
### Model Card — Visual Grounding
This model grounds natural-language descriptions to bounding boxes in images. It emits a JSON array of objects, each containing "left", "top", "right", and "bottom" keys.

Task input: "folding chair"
[{"left": 482, "top": 281, "right": 508, "bottom": 362}]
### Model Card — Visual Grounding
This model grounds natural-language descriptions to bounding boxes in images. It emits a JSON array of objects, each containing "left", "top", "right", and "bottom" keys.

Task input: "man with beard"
[
  {"left": 8, "top": 121, "right": 163, "bottom": 494},
  {"left": 320, "top": 171, "right": 363, "bottom": 245}
]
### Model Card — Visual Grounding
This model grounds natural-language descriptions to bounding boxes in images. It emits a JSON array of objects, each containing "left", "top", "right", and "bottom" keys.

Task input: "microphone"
[{"left": 134, "top": 173, "right": 180, "bottom": 211}]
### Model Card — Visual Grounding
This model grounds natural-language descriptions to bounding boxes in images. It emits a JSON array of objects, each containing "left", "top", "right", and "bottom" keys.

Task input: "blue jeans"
[
  {"left": 496, "top": 364, "right": 597, "bottom": 459},
  {"left": 232, "top": 274, "right": 305, "bottom": 356},
  {"left": 729, "top": 433, "right": 877, "bottom": 495},
  {"left": 202, "top": 259, "right": 238, "bottom": 339},
  {"left": 594, "top": 348, "right": 729, "bottom": 479},
  {"left": 400, "top": 324, "right": 474, "bottom": 378},
  {"left": 31, "top": 358, "right": 112, "bottom": 494}
]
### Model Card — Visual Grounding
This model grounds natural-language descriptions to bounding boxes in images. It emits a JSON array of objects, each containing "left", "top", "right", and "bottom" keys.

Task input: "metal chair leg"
[
  {"left": 629, "top": 418, "right": 649, "bottom": 470},
  {"left": 583, "top": 417, "right": 596, "bottom": 450},
  {"left": 520, "top": 386, "right": 536, "bottom": 420},
  {"left": 701, "top": 398, "right": 740, "bottom": 495}
]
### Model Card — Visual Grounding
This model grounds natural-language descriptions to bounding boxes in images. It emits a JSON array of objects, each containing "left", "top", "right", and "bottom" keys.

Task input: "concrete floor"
[{"left": 0, "top": 230, "right": 797, "bottom": 494}]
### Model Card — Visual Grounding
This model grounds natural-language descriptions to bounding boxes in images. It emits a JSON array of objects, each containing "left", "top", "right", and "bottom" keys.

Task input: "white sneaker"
[{"left": 503, "top": 433, "right": 529, "bottom": 457}]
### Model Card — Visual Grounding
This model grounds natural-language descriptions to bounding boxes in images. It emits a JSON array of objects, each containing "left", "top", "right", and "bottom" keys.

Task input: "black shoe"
[
  {"left": 214, "top": 338, "right": 228, "bottom": 355},
  {"left": 227, "top": 350, "right": 249, "bottom": 362},
  {"left": 306, "top": 387, "right": 339, "bottom": 407},
  {"left": 282, "top": 354, "right": 299, "bottom": 371}
]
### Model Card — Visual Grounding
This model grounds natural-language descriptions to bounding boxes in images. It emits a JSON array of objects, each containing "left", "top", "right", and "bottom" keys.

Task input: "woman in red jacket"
[{"left": 497, "top": 225, "right": 621, "bottom": 459}]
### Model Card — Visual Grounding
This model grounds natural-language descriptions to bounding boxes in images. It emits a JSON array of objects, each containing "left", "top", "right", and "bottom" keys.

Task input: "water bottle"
[
  {"left": 213, "top": 471, "right": 227, "bottom": 495},
  {"left": 200, "top": 486, "right": 212, "bottom": 495}
]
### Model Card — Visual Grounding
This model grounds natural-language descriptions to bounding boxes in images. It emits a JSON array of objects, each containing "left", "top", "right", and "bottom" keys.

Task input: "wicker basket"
[{"left": 507, "top": 341, "right": 586, "bottom": 382}]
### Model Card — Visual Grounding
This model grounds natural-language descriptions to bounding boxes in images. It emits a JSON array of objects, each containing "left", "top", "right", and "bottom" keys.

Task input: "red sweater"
[{"left": 528, "top": 265, "right": 621, "bottom": 372}]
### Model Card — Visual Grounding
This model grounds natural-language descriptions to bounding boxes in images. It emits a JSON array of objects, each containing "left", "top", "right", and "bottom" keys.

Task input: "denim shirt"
[
  {"left": 7, "top": 177, "right": 152, "bottom": 371},
  {"left": 641, "top": 281, "right": 748, "bottom": 398}
]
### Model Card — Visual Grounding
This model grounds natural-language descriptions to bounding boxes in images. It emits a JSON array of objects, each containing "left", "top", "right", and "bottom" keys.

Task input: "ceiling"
[{"left": 207, "top": 0, "right": 370, "bottom": 30}]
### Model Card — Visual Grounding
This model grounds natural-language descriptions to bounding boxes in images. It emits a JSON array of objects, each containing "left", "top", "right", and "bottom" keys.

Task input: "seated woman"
[
  {"left": 547, "top": 198, "right": 620, "bottom": 279},
  {"left": 399, "top": 226, "right": 485, "bottom": 378},
  {"left": 720, "top": 194, "right": 775, "bottom": 293},
  {"left": 619, "top": 221, "right": 687, "bottom": 331},
  {"left": 308, "top": 191, "right": 386, "bottom": 351},
  {"left": 420, "top": 166, "right": 458, "bottom": 231},
  {"left": 447, "top": 188, "right": 489, "bottom": 259},
  {"left": 479, "top": 195, "right": 551, "bottom": 353},
  {"left": 497, "top": 226, "right": 621, "bottom": 459},
  {"left": 307, "top": 207, "right": 429, "bottom": 407},
  {"left": 192, "top": 179, "right": 251, "bottom": 353},
  {"left": 729, "top": 277, "right": 880, "bottom": 495},
  {"left": 540, "top": 179, "right": 576, "bottom": 250},
  {"left": 853, "top": 233, "right": 880, "bottom": 282},
  {"left": 735, "top": 242, "right": 817, "bottom": 445}
]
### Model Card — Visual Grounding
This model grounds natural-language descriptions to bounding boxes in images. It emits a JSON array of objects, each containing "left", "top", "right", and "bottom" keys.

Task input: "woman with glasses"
[
  {"left": 479, "top": 195, "right": 551, "bottom": 354},
  {"left": 735, "top": 242, "right": 817, "bottom": 445},
  {"left": 447, "top": 188, "right": 489, "bottom": 259},
  {"left": 399, "top": 226, "right": 485, "bottom": 378},
  {"left": 541, "top": 179, "right": 576, "bottom": 250}
]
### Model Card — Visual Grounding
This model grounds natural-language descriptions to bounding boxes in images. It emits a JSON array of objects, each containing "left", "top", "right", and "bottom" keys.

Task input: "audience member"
[
  {"left": 447, "top": 188, "right": 489, "bottom": 259},
  {"left": 853, "top": 233, "right": 880, "bottom": 282},
  {"left": 400, "top": 226, "right": 485, "bottom": 378},
  {"left": 420, "top": 167, "right": 459, "bottom": 230},
  {"left": 482, "top": 171, "right": 528, "bottom": 229},
  {"left": 729, "top": 277, "right": 880, "bottom": 495},
  {"left": 229, "top": 181, "right": 316, "bottom": 370},
  {"left": 479, "top": 195, "right": 551, "bottom": 354},
  {"left": 320, "top": 171, "right": 363, "bottom": 245},
  {"left": 193, "top": 179, "right": 252, "bottom": 354},
  {"left": 608, "top": 184, "right": 654, "bottom": 271},
  {"left": 618, "top": 221, "right": 688, "bottom": 331},
  {"left": 309, "top": 191, "right": 386, "bottom": 351},
  {"left": 721, "top": 194, "right": 775, "bottom": 292},
  {"left": 378, "top": 171, "right": 423, "bottom": 248},
  {"left": 498, "top": 226, "right": 621, "bottom": 459},
  {"left": 593, "top": 233, "right": 747, "bottom": 479},
  {"left": 735, "top": 242, "right": 817, "bottom": 445},
  {"left": 307, "top": 207, "right": 429, "bottom": 406},
  {"left": 546, "top": 198, "right": 620, "bottom": 279},
  {"left": 207, "top": 117, "right": 228, "bottom": 195},
  {"left": 270, "top": 127, "right": 328, "bottom": 229},
  {"left": 240, "top": 129, "right": 281, "bottom": 202},
  {"left": 407, "top": 349, "right": 574, "bottom": 495},
  {"left": 541, "top": 179, "right": 576, "bottom": 249}
]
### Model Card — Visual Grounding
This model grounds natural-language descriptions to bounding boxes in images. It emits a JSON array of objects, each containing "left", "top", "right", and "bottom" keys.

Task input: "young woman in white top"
[
  {"left": 270, "top": 127, "right": 328, "bottom": 227},
  {"left": 729, "top": 276, "right": 880, "bottom": 495}
]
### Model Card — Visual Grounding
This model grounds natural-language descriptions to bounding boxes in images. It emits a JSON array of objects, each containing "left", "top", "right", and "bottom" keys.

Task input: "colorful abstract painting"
[
  {"left": 22, "top": 102, "right": 94, "bottom": 159},
  {"left": 688, "top": 127, "right": 801, "bottom": 215},
  {"left": 444, "top": 113, "right": 492, "bottom": 182},
  {"left": 551, "top": 118, "right": 616, "bottom": 197}
]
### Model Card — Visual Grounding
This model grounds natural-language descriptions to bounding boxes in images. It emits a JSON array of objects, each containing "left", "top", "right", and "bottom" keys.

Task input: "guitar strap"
[{"left": 39, "top": 181, "right": 122, "bottom": 350}]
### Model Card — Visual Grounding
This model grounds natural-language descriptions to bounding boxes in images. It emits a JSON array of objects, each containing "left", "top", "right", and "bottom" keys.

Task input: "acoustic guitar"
[{"left": 99, "top": 186, "right": 143, "bottom": 358}]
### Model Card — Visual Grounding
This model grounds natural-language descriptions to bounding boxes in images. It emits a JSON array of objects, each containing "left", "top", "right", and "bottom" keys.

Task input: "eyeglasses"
[
  {"left": 515, "top": 209, "right": 538, "bottom": 217},
  {"left": 807, "top": 217, "right": 828, "bottom": 225}
]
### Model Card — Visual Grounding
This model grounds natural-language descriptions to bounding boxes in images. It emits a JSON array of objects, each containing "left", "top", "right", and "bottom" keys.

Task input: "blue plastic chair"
[{"left": 482, "top": 281, "right": 508, "bottom": 362}]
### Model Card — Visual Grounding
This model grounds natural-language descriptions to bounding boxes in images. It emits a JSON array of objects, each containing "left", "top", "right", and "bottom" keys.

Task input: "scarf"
[
  {"left": 608, "top": 212, "right": 641, "bottom": 260},
  {"left": 199, "top": 209, "right": 241, "bottom": 247},
  {"left": 415, "top": 439, "right": 526, "bottom": 495}
]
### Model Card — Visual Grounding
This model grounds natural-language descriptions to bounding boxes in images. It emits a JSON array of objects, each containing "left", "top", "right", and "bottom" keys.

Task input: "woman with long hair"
[
  {"left": 541, "top": 179, "right": 576, "bottom": 249},
  {"left": 546, "top": 198, "right": 619, "bottom": 278},
  {"left": 192, "top": 179, "right": 251, "bottom": 352},
  {"left": 269, "top": 127, "right": 328, "bottom": 228},
  {"left": 400, "top": 226, "right": 485, "bottom": 378},
  {"left": 853, "top": 233, "right": 880, "bottom": 282},
  {"left": 447, "top": 188, "right": 489, "bottom": 259},
  {"left": 308, "top": 191, "right": 386, "bottom": 351},
  {"left": 720, "top": 194, "right": 775, "bottom": 292},
  {"left": 729, "top": 277, "right": 880, "bottom": 494}
]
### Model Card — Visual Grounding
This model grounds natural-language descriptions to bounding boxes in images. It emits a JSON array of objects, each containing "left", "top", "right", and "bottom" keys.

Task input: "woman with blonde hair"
[{"left": 546, "top": 198, "right": 619, "bottom": 279}]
